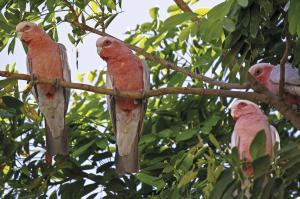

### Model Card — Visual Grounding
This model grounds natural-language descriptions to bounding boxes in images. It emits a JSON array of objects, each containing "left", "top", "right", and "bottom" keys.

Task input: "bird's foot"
[
  {"left": 134, "top": 89, "right": 146, "bottom": 104},
  {"left": 22, "top": 74, "right": 37, "bottom": 96},
  {"left": 54, "top": 78, "right": 61, "bottom": 90},
  {"left": 113, "top": 87, "right": 120, "bottom": 97}
]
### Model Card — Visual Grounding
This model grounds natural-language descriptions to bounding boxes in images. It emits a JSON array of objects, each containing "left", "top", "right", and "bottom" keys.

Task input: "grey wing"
[
  {"left": 137, "top": 60, "right": 150, "bottom": 137},
  {"left": 58, "top": 43, "right": 71, "bottom": 113},
  {"left": 106, "top": 74, "right": 117, "bottom": 134},
  {"left": 230, "top": 130, "right": 238, "bottom": 148},
  {"left": 270, "top": 63, "right": 300, "bottom": 85},
  {"left": 270, "top": 125, "right": 280, "bottom": 150},
  {"left": 26, "top": 56, "right": 38, "bottom": 101}
]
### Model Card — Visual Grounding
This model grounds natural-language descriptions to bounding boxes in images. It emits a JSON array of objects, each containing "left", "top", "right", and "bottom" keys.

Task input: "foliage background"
[{"left": 0, "top": 0, "right": 299, "bottom": 198}]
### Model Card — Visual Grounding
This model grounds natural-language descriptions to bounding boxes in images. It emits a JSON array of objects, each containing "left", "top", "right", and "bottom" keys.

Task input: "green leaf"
[
  {"left": 46, "top": 0, "right": 56, "bottom": 11},
  {"left": 250, "top": 5, "right": 260, "bottom": 38},
  {"left": 209, "top": 134, "right": 220, "bottom": 149},
  {"left": 149, "top": 7, "right": 159, "bottom": 19},
  {"left": 135, "top": 173, "right": 165, "bottom": 190},
  {"left": 160, "top": 12, "right": 197, "bottom": 32},
  {"left": 158, "top": 129, "right": 173, "bottom": 138},
  {"left": 178, "top": 170, "right": 198, "bottom": 188},
  {"left": 73, "top": 140, "right": 96, "bottom": 157},
  {"left": 288, "top": 0, "right": 300, "bottom": 36},
  {"left": 250, "top": 130, "right": 266, "bottom": 160},
  {"left": 0, "top": 78, "right": 16, "bottom": 89},
  {"left": 223, "top": 18, "right": 235, "bottom": 32},
  {"left": 210, "top": 169, "right": 235, "bottom": 199},
  {"left": 201, "top": 114, "right": 221, "bottom": 134},
  {"left": 237, "top": 0, "right": 248, "bottom": 7},
  {"left": 68, "top": 33, "right": 76, "bottom": 44},
  {"left": 167, "top": 72, "right": 186, "bottom": 87},
  {"left": 175, "top": 129, "right": 197, "bottom": 142},
  {"left": 8, "top": 38, "right": 15, "bottom": 54},
  {"left": 252, "top": 155, "right": 271, "bottom": 178},
  {"left": 178, "top": 27, "right": 191, "bottom": 42},
  {"left": 2, "top": 96, "right": 23, "bottom": 111}
]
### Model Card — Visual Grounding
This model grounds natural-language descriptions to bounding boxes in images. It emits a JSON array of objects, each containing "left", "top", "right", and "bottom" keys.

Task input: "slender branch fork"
[{"left": 1, "top": 70, "right": 300, "bottom": 130}]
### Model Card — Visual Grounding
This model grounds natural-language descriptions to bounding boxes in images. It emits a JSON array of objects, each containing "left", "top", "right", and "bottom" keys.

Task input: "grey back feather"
[{"left": 270, "top": 63, "right": 300, "bottom": 85}]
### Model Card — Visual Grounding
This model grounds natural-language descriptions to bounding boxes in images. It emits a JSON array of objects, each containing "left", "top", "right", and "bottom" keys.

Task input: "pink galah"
[
  {"left": 249, "top": 63, "right": 300, "bottom": 105},
  {"left": 230, "top": 100, "right": 280, "bottom": 176},
  {"left": 16, "top": 22, "right": 71, "bottom": 163},
  {"left": 96, "top": 36, "right": 150, "bottom": 174}
]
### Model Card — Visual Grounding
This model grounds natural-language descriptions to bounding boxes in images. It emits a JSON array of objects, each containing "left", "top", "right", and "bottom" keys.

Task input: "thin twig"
[
  {"left": 279, "top": 35, "right": 291, "bottom": 98},
  {"left": 174, "top": 0, "right": 198, "bottom": 22}
]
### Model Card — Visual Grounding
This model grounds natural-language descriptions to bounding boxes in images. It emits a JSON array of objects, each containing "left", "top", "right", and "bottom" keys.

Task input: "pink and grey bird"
[
  {"left": 16, "top": 22, "right": 71, "bottom": 162},
  {"left": 230, "top": 100, "right": 280, "bottom": 176},
  {"left": 96, "top": 36, "right": 150, "bottom": 174},
  {"left": 249, "top": 63, "right": 300, "bottom": 105}
]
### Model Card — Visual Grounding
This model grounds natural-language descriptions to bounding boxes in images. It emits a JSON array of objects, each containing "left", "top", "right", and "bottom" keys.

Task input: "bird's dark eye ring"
[
  {"left": 238, "top": 102, "right": 247, "bottom": 107},
  {"left": 23, "top": 25, "right": 31, "bottom": 31},
  {"left": 255, "top": 69, "right": 262, "bottom": 76},
  {"left": 103, "top": 40, "right": 112, "bottom": 46}
]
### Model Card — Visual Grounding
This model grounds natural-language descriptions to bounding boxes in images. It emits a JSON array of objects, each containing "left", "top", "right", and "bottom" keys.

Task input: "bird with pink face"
[
  {"left": 230, "top": 100, "right": 280, "bottom": 176},
  {"left": 16, "top": 21, "right": 71, "bottom": 164},
  {"left": 96, "top": 36, "right": 150, "bottom": 175},
  {"left": 248, "top": 63, "right": 300, "bottom": 106}
]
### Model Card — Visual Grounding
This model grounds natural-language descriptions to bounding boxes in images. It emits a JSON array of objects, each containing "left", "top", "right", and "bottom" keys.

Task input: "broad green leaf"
[
  {"left": 135, "top": 173, "right": 165, "bottom": 190},
  {"left": 2, "top": 96, "right": 23, "bottom": 111},
  {"left": 209, "top": 134, "right": 220, "bottom": 149},
  {"left": 223, "top": 18, "right": 235, "bottom": 32},
  {"left": 46, "top": 0, "right": 56, "bottom": 11},
  {"left": 73, "top": 140, "right": 96, "bottom": 157},
  {"left": 76, "top": 73, "right": 84, "bottom": 82},
  {"left": 252, "top": 155, "right": 271, "bottom": 178},
  {"left": 175, "top": 129, "right": 197, "bottom": 142},
  {"left": 250, "top": 130, "right": 266, "bottom": 160},
  {"left": 201, "top": 114, "right": 221, "bottom": 134},
  {"left": 210, "top": 169, "right": 235, "bottom": 199},
  {"left": 149, "top": 7, "right": 159, "bottom": 19},
  {"left": 237, "top": 0, "right": 248, "bottom": 7},
  {"left": 0, "top": 78, "right": 16, "bottom": 89},
  {"left": 160, "top": 12, "right": 197, "bottom": 32},
  {"left": 178, "top": 170, "right": 198, "bottom": 188}
]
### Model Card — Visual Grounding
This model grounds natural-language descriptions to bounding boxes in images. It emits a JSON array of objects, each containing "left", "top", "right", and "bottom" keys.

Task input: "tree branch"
[
  {"left": 174, "top": 0, "right": 193, "bottom": 12},
  {"left": 279, "top": 35, "right": 291, "bottom": 98},
  {"left": 62, "top": 0, "right": 249, "bottom": 90},
  {"left": 0, "top": 71, "right": 260, "bottom": 100},
  {"left": 1, "top": 71, "right": 300, "bottom": 130}
]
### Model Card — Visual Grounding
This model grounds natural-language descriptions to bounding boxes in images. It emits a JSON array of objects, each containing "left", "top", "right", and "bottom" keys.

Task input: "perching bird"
[
  {"left": 230, "top": 100, "right": 280, "bottom": 176},
  {"left": 16, "top": 21, "right": 71, "bottom": 163},
  {"left": 96, "top": 36, "right": 150, "bottom": 174},
  {"left": 249, "top": 63, "right": 300, "bottom": 106}
]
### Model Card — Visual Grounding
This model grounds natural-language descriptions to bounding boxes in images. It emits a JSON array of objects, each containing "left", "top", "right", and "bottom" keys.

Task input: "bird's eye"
[
  {"left": 238, "top": 102, "right": 247, "bottom": 108},
  {"left": 23, "top": 25, "right": 31, "bottom": 31},
  {"left": 255, "top": 68, "right": 262, "bottom": 76},
  {"left": 103, "top": 40, "right": 112, "bottom": 47}
]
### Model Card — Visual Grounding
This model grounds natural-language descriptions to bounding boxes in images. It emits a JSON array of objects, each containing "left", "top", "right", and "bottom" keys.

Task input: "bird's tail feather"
[
  {"left": 115, "top": 134, "right": 139, "bottom": 175},
  {"left": 45, "top": 120, "right": 69, "bottom": 156}
]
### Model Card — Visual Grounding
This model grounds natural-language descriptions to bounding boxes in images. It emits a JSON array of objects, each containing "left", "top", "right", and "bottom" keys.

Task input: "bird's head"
[
  {"left": 96, "top": 36, "right": 132, "bottom": 61},
  {"left": 16, "top": 21, "right": 45, "bottom": 45},
  {"left": 248, "top": 63, "right": 274, "bottom": 84},
  {"left": 230, "top": 99, "right": 262, "bottom": 120}
]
